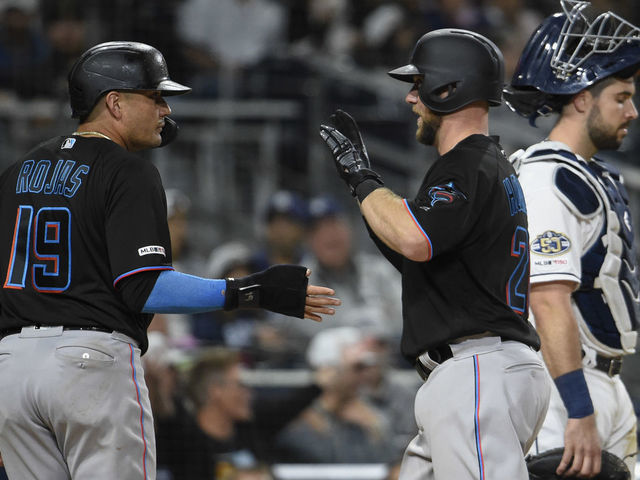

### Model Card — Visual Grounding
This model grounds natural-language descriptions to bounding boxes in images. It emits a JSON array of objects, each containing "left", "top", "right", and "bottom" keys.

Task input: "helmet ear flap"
[{"left": 158, "top": 117, "right": 179, "bottom": 148}]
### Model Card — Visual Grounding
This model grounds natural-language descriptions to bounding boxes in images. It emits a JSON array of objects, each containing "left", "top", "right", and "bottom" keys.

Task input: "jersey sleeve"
[
  {"left": 403, "top": 154, "right": 483, "bottom": 258},
  {"left": 104, "top": 157, "right": 173, "bottom": 285},
  {"left": 519, "top": 161, "right": 584, "bottom": 285}
]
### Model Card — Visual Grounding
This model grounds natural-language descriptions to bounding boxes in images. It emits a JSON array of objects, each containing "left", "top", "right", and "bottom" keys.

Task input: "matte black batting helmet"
[
  {"left": 388, "top": 29, "right": 504, "bottom": 114},
  {"left": 68, "top": 41, "right": 191, "bottom": 119},
  {"left": 504, "top": 0, "right": 640, "bottom": 123}
]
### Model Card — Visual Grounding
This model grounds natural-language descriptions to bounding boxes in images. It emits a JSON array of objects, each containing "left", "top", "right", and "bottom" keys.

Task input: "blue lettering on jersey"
[
  {"left": 503, "top": 174, "right": 527, "bottom": 216},
  {"left": 65, "top": 165, "right": 90, "bottom": 197},
  {"left": 16, "top": 160, "right": 90, "bottom": 198}
]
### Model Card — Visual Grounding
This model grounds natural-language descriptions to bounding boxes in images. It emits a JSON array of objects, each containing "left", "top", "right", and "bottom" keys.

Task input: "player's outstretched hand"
[
  {"left": 305, "top": 274, "right": 340, "bottom": 322},
  {"left": 224, "top": 265, "right": 339, "bottom": 320}
]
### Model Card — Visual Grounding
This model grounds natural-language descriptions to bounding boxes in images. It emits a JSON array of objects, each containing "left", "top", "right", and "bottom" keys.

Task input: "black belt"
[
  {"left": 0, "top": 326, "right": 113, "bottom": 340},
  {"left": 414, "top": 344, "right": 454, "bottom": 381},
  {"left": 591, "top": 352, "right": 623, "bottom": 377}
]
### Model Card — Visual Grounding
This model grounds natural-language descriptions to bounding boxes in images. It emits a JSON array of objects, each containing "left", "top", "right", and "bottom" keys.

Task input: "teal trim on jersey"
[
  {"left": 142, "top": 270, "right": 226, "bottom": 313},
  {"left": 403, "top": 199, "right": 433, "bottom": 260}
]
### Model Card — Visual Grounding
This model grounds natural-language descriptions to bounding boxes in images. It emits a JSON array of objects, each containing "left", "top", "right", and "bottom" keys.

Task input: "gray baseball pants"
[
  {"left": 399, "top": 337, "right": 551, "bottom": 480},
  {"left": 0, "top": 327, "right": 155, "bottom": 480}
]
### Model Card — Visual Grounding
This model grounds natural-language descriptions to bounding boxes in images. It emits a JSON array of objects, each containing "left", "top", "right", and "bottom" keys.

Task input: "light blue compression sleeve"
[{"left": 142, "top": 270, "right": 227, "bottom": 313}]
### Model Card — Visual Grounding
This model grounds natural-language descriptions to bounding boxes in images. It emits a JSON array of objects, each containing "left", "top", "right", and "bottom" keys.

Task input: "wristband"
[
  {"left": 355, "top": 178, "right": 384, "bottom": 203},
  {"left": 554, "top": 369, "right": 594, "bottom": 419}
]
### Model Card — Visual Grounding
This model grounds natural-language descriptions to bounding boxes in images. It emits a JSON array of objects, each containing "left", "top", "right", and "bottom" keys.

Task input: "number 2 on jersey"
[
  {"left": 507, "top": 226, "right": 529, "bottom": 315},
  {"left": 4, "top": 205, "right": 71, "bottom": 292}
]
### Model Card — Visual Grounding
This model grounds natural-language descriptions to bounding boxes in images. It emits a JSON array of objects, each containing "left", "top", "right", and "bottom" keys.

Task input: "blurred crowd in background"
[
  {"left": 1, "top": 0, "right": 640, "bottom": 479},
  {"left": 0, "top": 0, "right": 637, "bottom": 102}
]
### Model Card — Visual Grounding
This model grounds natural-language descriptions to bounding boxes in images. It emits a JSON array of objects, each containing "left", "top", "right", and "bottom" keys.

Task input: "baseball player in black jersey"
[
  {"left": 0, "top": 41, "right": 339, "bottom": 480},
  {"left": 320, "top": 30, "right": 551, "bottom": 479}
]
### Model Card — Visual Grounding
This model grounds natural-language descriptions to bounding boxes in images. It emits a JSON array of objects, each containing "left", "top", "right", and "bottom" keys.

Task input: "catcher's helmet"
[
  {"left": 504, "top": 0, "right": 640, "bottom": 122},
  {"left": 388, "top": 29, "right": 504, "bottom": 114},
  {"left": 68, "top": 41, "right": 191, "bottom": 119}
]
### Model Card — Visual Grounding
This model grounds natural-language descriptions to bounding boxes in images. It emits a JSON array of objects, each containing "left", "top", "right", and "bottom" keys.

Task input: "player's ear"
[
  {"left": 572, "top": 90, "right": 591, "bottom": 114},
  {"left": 104, "top": 91, "right": 123, "bottom": 119}
]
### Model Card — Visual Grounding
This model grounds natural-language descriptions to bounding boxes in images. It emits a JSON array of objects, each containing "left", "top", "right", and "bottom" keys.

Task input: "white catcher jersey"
[{"left": 511, "top": 140, "right": 640, "bottom": 356}]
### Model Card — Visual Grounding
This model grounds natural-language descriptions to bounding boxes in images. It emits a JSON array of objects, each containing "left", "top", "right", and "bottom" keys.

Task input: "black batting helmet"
[
  {"left": 68, "top": 41, "right": 191, "bottom": 119},
  {"left": 388, "top": 29, "right": 504, "bottom": 114}
]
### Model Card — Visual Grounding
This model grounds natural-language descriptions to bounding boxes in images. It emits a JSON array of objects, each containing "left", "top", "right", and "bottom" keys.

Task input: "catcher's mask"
[
  {"left": 68, "top": 41, "right": 191, "bottom": 146},
  {"left": 388, "top": 28, "right": 504, "bottom": 114},
  {"left": 504, "top": 0, "right": 640, "bottom": 124}
]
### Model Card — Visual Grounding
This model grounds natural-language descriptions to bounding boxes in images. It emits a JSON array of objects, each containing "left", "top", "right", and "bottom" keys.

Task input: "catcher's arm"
[{"left": 530, "top": 281, "right": 601, "bottom": 477}]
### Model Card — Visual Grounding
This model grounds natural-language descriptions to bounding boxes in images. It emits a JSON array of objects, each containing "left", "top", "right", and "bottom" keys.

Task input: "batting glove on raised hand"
[{"left": 319, "top": 109, "right": 384, "bottom": 202}]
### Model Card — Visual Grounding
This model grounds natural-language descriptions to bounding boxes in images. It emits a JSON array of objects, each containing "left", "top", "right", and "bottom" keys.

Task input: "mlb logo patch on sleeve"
[
  {"left": 61, "top": 138, "right": 76, "bottom": 149},
  {"left": 138, "top": 245, "right": 166, "bottom": 257},
  {"left": 531, "top": 231, "right": 571, "bottom": 256}
]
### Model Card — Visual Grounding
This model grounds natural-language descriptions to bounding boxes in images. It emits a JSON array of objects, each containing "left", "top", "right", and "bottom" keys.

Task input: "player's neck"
[
  {"left": 548, "top": 121, "right": 596, "bottom": 161},
  {"left": 436, "top": 110, "right": 488, "bottom": 155},
  {"left": 74, "top": 122, "right": 125, "bottom": 149}
]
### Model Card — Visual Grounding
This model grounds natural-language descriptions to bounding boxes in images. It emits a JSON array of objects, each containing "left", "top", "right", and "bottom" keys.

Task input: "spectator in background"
[
  {"left": 252, "top": 194, "right": 403, "bottom": 368},
  {"left": 155, "top": 347, "right": 320, "bottom": 479},
  {"left": 351, "top": 0, "right": 423, "bottom": 70},
  {"left": 275, "top": 327, "right": 395, "bottom": 463},
  {"left": 148, "top": 188, "right": 204, "bottom": 348},
  {"left": 485, "top": 0, "right": 544, "bottom": 79},
  {"left": 288, "top": 0, "right": 359, "bottom": 62},
  {"left": 421, "top": 0, "right": 492, "bottom": 37},
  {"left": 0, "top": 0, "right": 50, "bottom": 98},
  {"left": 357, "top": 334, "right": 418, "bottom": 457},
  {"left": 39, "top": 0, "right": 89, "bottom": 101},
  {"left": 191, "top": 241, "right": 265, "bottom": 354},
  {"left": 176, "top": 0, "right": 288, "bottom": 97},
  {"left": 98, "top": 0, "right": 196, "bottom": 86},
  {"left": 302, "top": 195, "right": 403, "bottom": 343},
  {"left": 250, "top": 190, "right": 309, "bottom": 270}
]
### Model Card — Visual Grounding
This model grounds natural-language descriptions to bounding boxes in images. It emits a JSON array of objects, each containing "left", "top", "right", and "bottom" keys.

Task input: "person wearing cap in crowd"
[
  {"left": 302, "top": 194, "right": 403, "bottom": 343},
  {"left": 249, "top": 190, "right": 309, "bottom": 271},
  {"left": 275, "top": 326, "right": 396, "bottom": 464}
]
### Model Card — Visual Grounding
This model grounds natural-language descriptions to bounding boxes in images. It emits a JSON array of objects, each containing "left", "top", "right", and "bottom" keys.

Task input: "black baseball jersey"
[
  {"left": 0, "top": 135, "right": 173, "bottom": 352},
  {"left": 369, "top": 135, "right": 539, "bottom": 361}
]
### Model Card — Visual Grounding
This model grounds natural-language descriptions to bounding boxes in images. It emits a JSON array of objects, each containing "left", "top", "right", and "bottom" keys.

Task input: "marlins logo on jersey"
[
  {"left": 420, "top": 181, "right": 467, "bottom": 211},
  {"left": 531, "top": 230, "right": 571, "bottom": 256}
]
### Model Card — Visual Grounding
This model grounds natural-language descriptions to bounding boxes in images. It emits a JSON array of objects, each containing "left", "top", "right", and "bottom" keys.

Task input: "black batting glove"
[
  {"left": 319, "top": 110, "right": 384, "bottom": 202},
  {"left": 224, "top": 265, "right": 308, "bottom": 318}
]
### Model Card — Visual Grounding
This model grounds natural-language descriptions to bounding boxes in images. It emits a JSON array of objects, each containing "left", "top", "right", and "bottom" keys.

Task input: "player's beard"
[
  {"left": 416, "top": 111, "right": 442, "bottom": 146},
  {"left": 587, "top": 104, "right": 628, "bottom": 151}
]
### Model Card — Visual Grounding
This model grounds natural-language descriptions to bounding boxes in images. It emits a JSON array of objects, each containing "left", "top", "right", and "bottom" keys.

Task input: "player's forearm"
[
  {"left": 142, "top": 270, "right": 226, "bottom": 313},
  {"left": 530, "top": 281, "right": 583, "bottom": 378},
  {"left": 360, "top": 188, "right": 430, "bottom": 261},
  {"left": 531, "top": 280, "right": 594, "bottom": 419}
]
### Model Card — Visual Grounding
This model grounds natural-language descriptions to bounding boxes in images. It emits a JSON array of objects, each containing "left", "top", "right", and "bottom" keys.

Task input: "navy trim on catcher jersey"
[{"left": 554, "top": 167, "right": 600, "bottom": 216}]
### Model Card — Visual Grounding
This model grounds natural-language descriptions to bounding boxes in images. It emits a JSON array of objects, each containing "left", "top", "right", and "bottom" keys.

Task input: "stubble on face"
[
  {"left": 586, "top": 103, "right": 628, "bottom": 151},
  {"left": 416, "top": 108, "right": 442, "bottom": 146}
]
